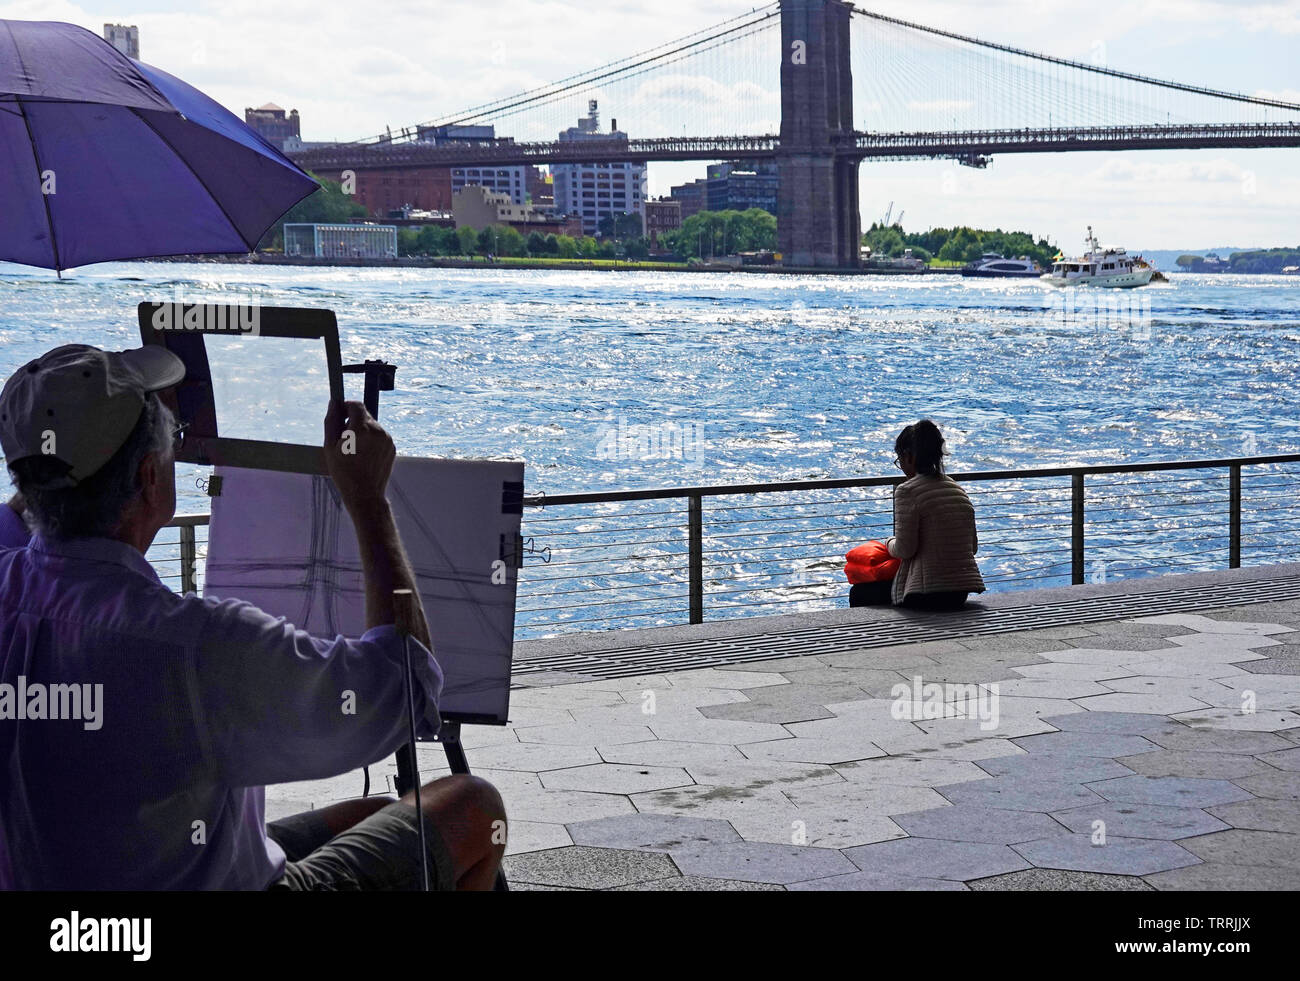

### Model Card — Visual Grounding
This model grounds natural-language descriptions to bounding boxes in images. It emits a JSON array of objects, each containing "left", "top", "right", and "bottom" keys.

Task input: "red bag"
[{"left": 844, "top": 540, "right": 900, "bottom": 585}]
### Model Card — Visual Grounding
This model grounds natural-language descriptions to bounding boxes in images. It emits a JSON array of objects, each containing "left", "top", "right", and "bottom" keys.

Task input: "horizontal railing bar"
[{"left": 526, "top": 454, "right": 1300, "bottom": 506}]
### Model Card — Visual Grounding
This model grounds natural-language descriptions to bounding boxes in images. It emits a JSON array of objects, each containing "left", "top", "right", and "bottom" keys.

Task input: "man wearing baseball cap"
[{"left": 0, "top": 344, "right": 505, "bottom": 890}]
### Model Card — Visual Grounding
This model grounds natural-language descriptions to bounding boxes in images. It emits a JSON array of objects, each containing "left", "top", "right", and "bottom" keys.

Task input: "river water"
[{"left": 3, "top": 262, "right": 1299, "bottom": 634}]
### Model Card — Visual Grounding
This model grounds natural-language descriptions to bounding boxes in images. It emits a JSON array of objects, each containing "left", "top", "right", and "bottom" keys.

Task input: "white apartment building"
[{"left": 551, "top": 101, "right": 645, "bottom": 236}]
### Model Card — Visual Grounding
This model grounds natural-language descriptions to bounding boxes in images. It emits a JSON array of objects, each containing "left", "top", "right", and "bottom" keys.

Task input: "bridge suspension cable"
[
  {"left": 849, "top": 5, "right": 1300, "bottom": 114},
  {"left": 353, "top": 2, "right": 781, "bottom": 146}
]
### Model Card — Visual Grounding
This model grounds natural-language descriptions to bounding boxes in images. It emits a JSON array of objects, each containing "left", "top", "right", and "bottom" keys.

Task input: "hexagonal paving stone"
[
  {"left": 895, "top": 804, "right": 1070, "bottom": 844},
  {"left": 538, "top": 763, "right": 693, "bottom": 795},
  {"left": 612, "top": 875, "right": 784, "bottom": 891},
  {"left": 975, "top": 753, "right": 1134, "bottom": 783},
  {"left": 459, "top": 742, "right": 604, "bottom": 772},
  {"left": 496, "top": 783, "right": 636, "bottom": 824},
  {"left": 1011, "top": 730, "right": 1159, "bottom": 757},
  {"left": 1127, "top": 613, "right": 1293, "bottom": 635},
  {"left": 1050, "top": 802, "right": 1228, "bottom": 839},
  {"left": 787, "top": 871, "right": 968, "bottom": 891},
  {"left": 503, "top": 820, "right": 573, "bottom": 856},
  {"left": 1088, "top": 774, "right": 1254, "bottom": 808},
  {"left": 784, "top": 782, "right": 949, "bottom": 815},
  {"left": 1143, "top": 861, "right": 1300, "bottom": 891},
  {"left": 1011, "top": 835, "right": 1200, "bottom": 876},
  {"left": 989, "top": 678, "right": 1112, "bottom": 699},
  {"left": 871, "top": 732, "right": 1028, "bottom": 762},
  {"left": 968, "top": 868, "right": 1154, "bottom": 891},
  {"left": 670, "top": 840, "right": 857, "bottom": 884},
  {"left": 843, "top": 837, "right": 1031, "bottom": 881},
  {"left": 647, "top": 717, "right": 792, "bottom": 745},
  {"left": 729, "top": 805, "right": 908, "bottom": 850},
  {"left": 502, "top": 845, "right": 679, "bottom": 889},
  {"left": 1172, "top": 828, "right": 1300, "bottom": 869},
  {"left": 834, "top": 756, "right": 992, "bottom": 788},
  {"left": 683, "top": 759, "right": 842, "bottom": 793},
  {"left": 665, "top": 668, "right": 788, "bottom": 689},
  {"left": 1013, "top": 662, "right": 1140, "bottom": 682},
  {"left": 1072, "top": 692, "right": 1214, "bottom": 716},
  {"left": 1170, "top": 707, "right": 1300, "bottom": 732},
  {"left": 567, "top": 813, "right": 740, "bottom": 852},
  {"left": 740, "top": 735, "right": 888, "bottom": 766},
  {"left": 1117, "top": 750, "right": 1276, "bottom": 781},
  {"left": 937, "top": 775, "right": 1104, "bottom": 812},
  {"left": 1234, "top": 768, "right": 1300, "bottom": 800},
  {"left": 1206, "top": 797, "right": 1300, "bottom": 834},
  {"left": 1257, "top": 747, "right": 1300, "bottom": 771},
  {"left": 515, "top": 721, "right": 656, "bottom": 745},
  {"left": 1040, "top": 711, "right": 1175, "bottom": 735},
  {"left": 698, "top": 684, "right": 859, "bottom": 724},
  {"left": 597, "top": 740, "right": 745, "bottom": 768},
  {"left": 1145, "top": 727, "right": 1293, "bottom": 754},
  {"left": 630, "top": 784, "right": 795, "bottom": 823}
]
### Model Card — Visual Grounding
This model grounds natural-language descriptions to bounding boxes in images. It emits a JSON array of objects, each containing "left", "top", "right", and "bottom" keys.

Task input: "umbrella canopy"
[{"left": 0, "top": 19, "right": 319, "bottom": 270}]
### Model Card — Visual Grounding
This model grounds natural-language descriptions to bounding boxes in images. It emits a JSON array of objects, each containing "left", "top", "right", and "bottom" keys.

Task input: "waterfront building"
[
  {"left": 551, "top": 101, "right": 646, "bottom": 235},
  {"left": 644, "top": 199, "right": 682, "bottom": 246},
  {"left": 451, "top": 185, "right": 581, "bottom": 238},
  {"left": 244, "top": 104, "right": 300, "bottom": 151},
  {"left": 103, "top": 23, "right": 138, "bottom": 58},
  {"left": 283, "top": 223, "right": 398, "bottom": 260}
]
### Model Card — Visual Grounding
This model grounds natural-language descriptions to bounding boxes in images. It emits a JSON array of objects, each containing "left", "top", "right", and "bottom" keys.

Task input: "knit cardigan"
[{"left": 885, "top": 473, "right": 986, "bottom": 604}]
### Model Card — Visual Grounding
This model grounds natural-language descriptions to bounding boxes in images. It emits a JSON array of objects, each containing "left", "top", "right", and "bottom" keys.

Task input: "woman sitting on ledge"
[{"left": 852, "top": 419, "right": 985, "bottom": 611}]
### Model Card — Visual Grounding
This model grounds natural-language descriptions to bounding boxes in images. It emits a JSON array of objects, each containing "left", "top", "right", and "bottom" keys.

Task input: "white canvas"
[{"left": 203, "top": 456, "right": 524, "bottom": 724}]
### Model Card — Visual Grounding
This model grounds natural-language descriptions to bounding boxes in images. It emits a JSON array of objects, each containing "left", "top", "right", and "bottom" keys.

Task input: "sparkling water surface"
[{"left": 3, "top": 262, "right": 1298, "bottom": 634}]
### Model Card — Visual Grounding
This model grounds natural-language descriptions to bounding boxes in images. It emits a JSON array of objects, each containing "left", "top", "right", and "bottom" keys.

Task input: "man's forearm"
[{"left": 348, "top": 497, "right": 432, "bottom": 649}]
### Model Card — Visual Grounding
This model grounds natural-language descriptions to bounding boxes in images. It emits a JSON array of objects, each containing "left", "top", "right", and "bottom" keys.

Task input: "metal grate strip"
[{"left": 513, "top": 574, "right": 1300, "bottom": 682}]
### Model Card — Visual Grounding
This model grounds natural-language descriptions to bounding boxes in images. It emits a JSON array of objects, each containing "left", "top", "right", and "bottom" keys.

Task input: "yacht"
[
  {"left": 1040, "top": 227, "right": 1154, "bottom": 288},
  {"left": 961, "top": 253, "right": 1043, "bottom": 278}
]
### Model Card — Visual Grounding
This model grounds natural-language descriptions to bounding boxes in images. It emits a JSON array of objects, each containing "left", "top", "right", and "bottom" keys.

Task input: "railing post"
[
  {"left": 1071, "top": 473, "right": 1085, "bottom": 585},
  {"left": 688, "top": 492, "right": 704, "bottom": 624},
  {"left": 1229, "top": 464, "right": 1241, "bottom": 569},
  {"left": 179, "top": 523, "right": 196, "bottom": 594}
]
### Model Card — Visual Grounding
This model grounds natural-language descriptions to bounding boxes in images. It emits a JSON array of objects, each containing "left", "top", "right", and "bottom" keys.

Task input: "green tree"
[
  {"left": 556, "top": 235, "right": 578, "bottom": 258},
  {"left": 456, "top": 226, "right": 478, "bottom": 256},
  {"left": 258, "top": 172, "right": 367, "bottom": 251}
]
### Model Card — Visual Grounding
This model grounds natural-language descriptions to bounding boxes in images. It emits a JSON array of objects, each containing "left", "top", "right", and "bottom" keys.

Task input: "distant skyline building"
[
  {"left": 551, "top": 100, "right": 645, "bottom": 235},
  {"left": 103, "top": 23, "right": 138, "bottom": 59},
  {"left": 672, "top": 161, "right": 778, "bottom": 217},
  {"left": 244, "top": 103, "right": 300, "bottom": 150},
  {"left": 418, "top": 124, "right": 530, "bottom": 205}
]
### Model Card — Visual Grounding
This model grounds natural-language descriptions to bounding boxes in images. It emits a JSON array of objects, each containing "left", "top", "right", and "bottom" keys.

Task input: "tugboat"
[
  {"left": 961, "top": 253, "right": 1043, "bottom": 278},
  {"left": 1040, "top": 226, "right": 1154, "bottom": 288}
]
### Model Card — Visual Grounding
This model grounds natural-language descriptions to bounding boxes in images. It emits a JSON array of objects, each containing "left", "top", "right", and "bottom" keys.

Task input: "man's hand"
[{"left": 324, "top": 400, "right": 395, "bottom": 513}]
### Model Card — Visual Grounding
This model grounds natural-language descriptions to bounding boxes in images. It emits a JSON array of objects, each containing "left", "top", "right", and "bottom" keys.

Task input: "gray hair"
[{"left": 9, "top": 393, "right": 175, "bottom": 539}]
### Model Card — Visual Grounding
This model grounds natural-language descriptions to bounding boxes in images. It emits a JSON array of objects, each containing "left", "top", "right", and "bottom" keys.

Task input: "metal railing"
[{"left": 154, "top": 453, "right": 1300, "bottom": 638}]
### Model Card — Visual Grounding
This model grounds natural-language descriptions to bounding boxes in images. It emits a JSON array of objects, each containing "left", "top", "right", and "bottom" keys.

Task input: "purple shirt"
[{"left": 0, "top": 506, "right": 442, "bottom": 890}]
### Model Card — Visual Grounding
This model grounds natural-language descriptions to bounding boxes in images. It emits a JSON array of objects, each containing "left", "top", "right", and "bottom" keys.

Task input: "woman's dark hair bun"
[{"left": 910, "top": 419, "right": 946, "bottom": 475}]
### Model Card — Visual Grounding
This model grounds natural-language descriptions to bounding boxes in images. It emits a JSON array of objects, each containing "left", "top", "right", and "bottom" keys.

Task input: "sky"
[{"left": 7, "top": 0, "right": 1300, "bottom": 250}]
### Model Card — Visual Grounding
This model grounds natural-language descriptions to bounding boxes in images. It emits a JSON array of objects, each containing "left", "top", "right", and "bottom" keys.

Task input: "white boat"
[
  {"left": 1040, "top": 227, "right": 1154, "bottom": 288},
  {"left": 961, "top": 253, "right": 1043, "bottom": 278}
]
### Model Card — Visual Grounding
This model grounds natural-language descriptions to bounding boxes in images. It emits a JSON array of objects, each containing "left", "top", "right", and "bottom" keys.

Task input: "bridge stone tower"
[{"left": 777, "top": 0, "right": 860, "bottom": 268}]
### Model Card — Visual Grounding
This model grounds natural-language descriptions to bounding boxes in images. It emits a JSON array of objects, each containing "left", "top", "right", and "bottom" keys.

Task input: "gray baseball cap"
[{"left": 0, "top": 344, "right": 186, "bottom": 489}]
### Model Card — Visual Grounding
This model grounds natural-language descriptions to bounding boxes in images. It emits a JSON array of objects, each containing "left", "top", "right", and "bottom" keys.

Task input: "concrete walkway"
[{"left": 266, "top": 574, "right": 1300, "bottom": 891}]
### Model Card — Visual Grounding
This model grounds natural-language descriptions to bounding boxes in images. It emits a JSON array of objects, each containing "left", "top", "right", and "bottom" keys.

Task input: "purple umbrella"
[{"left": 0, "top": 19, "right": 318, "bottom": 271}]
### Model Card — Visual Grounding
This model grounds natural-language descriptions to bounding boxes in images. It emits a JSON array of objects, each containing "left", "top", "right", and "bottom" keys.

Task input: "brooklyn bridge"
[{"left": 288, "top": 0, "right": 1300, "bottom": 268}]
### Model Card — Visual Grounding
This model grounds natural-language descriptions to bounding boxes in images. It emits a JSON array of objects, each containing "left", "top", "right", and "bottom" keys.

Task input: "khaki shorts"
[{"left": 266, "top": 801, "right": 455, "bottom": 891}]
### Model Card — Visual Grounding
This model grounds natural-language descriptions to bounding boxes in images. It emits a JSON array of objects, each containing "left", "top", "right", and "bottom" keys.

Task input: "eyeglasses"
[
  {"left": 892, "top": 456, "right": 903, "bottom": 470},
  {"left": 171, "top": 422, "right": 189, "bottom": 453}
]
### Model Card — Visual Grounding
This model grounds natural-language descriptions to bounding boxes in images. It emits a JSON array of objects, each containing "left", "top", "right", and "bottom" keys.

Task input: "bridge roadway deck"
[{"left": 266, "top": 563, "right": 1300, "bottom": 890}]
